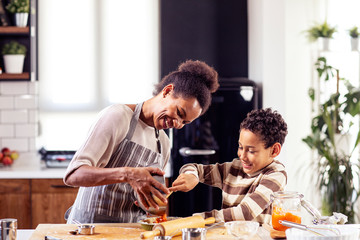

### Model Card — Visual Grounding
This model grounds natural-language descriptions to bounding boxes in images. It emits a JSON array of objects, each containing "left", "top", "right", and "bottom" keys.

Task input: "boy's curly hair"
[{"left": 240, "top": 108, "right": 288, "bottom": 148}]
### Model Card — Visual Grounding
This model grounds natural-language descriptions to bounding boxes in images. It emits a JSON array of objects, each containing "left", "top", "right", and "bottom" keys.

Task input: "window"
[{"left": 37, "top": 0, "right": 159, "bottom": 149}]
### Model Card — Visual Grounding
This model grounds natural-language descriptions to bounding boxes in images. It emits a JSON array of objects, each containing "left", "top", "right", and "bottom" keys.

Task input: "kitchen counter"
[
  {"left": 28, "top": 223, "right": 273, "bottom": 240},
  {"left": 18, "top": 229, "right": 35, "bottom": 240},
  {"left": 0, "top": 152, "right": 67, "bottom": 179}
]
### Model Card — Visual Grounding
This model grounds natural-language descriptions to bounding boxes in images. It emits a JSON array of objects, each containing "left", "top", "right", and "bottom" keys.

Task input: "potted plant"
[
  {"left": 2, "top": 40, "right": 27, "bottom": 73},
  {"left": 5, "top": 0, "right": 29, "bottom": 27},
  {"left": 305, "top": 21, "right": 337, "bottom": 51},
  {"left": 348, "top": 26, "right": 359, "bottom": 51},
  {"left": 302, "top": 57, "right": 360, "bottom": 223}
]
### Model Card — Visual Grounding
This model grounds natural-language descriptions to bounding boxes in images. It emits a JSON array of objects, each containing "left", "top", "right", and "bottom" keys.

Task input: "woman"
[{"left": 64, "top": 60, "right": 219, "bottom": 223}]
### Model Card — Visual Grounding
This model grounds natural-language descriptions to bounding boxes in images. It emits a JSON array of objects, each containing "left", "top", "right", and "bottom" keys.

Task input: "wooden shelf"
[
  {"left": 0, "top": 26, "right": 30, "bottom": 34},
  {"left": 0, "top": 72, "right": 30, "bottom": 80}
]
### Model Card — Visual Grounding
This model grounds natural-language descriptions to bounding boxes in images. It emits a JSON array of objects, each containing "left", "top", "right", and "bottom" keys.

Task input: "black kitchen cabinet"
[
  {"left": 0, "top": 0, "right": 37, "bottom": 81},
  {"left": 160, "top": 0, "right": 248, "bottom": 78}
]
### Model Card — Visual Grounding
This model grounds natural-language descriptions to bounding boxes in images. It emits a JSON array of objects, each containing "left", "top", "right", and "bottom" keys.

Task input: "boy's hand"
[{"left": 169, "top": 173, "right": 199, "bottom": 192}]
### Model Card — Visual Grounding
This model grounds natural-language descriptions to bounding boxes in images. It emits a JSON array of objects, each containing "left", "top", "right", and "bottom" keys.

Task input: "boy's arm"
[
  {"left": 169, "top": 173, "right": 199, "bottom": 192},
  {"left": 179, "top": 162, "right": 233, "bottom": 188},
  {"left": 193, "top": 170, "right": 287, "bottom": 223},
  {"left": 169, "top": 162, "right": 232, "bottom": 192}
]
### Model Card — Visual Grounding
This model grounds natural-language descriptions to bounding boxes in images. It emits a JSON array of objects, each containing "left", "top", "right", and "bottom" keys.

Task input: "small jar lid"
[
  {"left": 271, "top": 191, "right": 303, "bottom": 199},
  {"left": 0, "top": 218, "right": 18, "bottom": 229}
]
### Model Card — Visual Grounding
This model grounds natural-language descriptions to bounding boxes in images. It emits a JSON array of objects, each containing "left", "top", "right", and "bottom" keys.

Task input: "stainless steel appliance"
[
  {"left": 38, "top": 147, "right": 75, "bottom": 168},
  {"left": 168, "top": 78, "right": 259, "bottom": 217}
]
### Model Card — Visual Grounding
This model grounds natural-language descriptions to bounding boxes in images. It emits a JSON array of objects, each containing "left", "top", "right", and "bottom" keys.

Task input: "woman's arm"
[{"left": 66, "top": 165, "right": 170, "bottom": 209}]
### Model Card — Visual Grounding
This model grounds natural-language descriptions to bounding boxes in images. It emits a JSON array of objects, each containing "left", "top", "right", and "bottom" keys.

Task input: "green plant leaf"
[
  {"left": 2, "top": 41, "right": 27, "bottom": 55},
  {"left": 5, "top": 0, "right": 29, "bottom": 13},
  {"left": 308, "top": 88, "right": 315, "bottom": 101},
  {"left": 305, "top": 21, "right": 337, "bottom": 42},
  {"left": 349, "top": 26, "right": 359, "bottom": 38}
]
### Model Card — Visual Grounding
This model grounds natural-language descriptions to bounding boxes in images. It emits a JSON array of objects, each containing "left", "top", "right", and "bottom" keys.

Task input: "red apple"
[
  {"left": 2, "top": 156, "right": 13, "bottom": 166},
  {"left": 10, "top": 151, "right": 19, "bottom": 160},
  {"left": 0, "top": 152, "right": 3, "bottom": 161},
  {"left": 1, "top": 147, "right": 11, "bottom": 156}
]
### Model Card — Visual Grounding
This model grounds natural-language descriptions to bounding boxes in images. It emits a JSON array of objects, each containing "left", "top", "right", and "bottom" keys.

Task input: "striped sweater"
[{"left": 179, "top": 159, "right": 287, "bottom": 224}]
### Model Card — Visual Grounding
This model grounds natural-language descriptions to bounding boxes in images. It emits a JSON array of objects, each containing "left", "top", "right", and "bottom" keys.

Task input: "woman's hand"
[
  {"left": 169, "top": 173, "right": 199, "bottom": 192},
  {"left": 126, "top": 167, "right": 170, "bottom": 209}
]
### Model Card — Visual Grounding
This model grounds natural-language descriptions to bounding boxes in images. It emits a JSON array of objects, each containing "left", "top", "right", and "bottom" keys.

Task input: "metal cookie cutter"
[
  {"left": 77, "top": 224, "right": 95, "bottom": 235},
  {"left": 69, "top": 220, "right": 95, "bottom": 235}
]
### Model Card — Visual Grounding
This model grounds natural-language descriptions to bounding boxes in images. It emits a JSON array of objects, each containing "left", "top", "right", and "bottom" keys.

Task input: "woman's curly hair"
[
  {"left": 240, "top": 108, "right": 288, "bottom": 148},
  {"left": 154, "top": 60, "right": 219, "bottom": 114}
]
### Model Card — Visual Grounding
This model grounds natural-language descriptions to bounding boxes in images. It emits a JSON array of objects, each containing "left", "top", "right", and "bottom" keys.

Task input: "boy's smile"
[{"left": 237, "top": 129, "right": 275, "bottom": 174}]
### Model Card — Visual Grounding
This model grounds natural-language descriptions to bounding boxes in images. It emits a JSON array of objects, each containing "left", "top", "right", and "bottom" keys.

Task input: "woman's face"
[{"left": 154, "top": 91, "right": 202, "bottom": 130}]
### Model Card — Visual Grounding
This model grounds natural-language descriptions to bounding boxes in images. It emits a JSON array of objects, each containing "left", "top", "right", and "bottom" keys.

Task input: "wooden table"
[{"left": 29, "top": 223, "right": 274, "bottom": 240}]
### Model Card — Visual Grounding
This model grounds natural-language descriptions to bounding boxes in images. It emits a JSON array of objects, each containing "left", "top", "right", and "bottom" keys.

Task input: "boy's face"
[{"left": 237, "top": 129, "right": 274, "bottom": 174}]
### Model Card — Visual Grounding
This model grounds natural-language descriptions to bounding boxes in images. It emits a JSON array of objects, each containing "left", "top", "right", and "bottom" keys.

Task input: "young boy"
[{"left": 169, "top": 108, "right": 288, "bottom": 224}]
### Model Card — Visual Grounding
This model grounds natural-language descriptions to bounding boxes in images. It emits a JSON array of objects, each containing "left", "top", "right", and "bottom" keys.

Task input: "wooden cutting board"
[
  {"left": 29, "top": 223, "right": 262, "bottom": 240},
  {"left": 262, "top": 223, "right": 286, "bottom": 239}
]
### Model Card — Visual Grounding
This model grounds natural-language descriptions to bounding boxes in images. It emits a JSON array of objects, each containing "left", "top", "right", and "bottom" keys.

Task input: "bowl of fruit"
[
  {"left": 138, "top": 215, "right": 180, "bottom": 231},
  {"left": 0, "top": 147, "right": 19, "bottom": 167}
]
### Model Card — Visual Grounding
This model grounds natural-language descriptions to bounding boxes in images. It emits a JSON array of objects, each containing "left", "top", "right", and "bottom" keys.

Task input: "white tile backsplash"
[
  {"left": 0, "top": 124, "right": 14, "bottom": 137},
  {"left": 0, "top": 82, "right": 38, "bottom": 153},
  {"left": 29, "top": 137, "right": 36, "bottom": 151},
  {"left": 15, "top": 95, "right": 38, "bottom": 109},
  {"left": 15, "top": 124, "right": 37, "bottom": 137},
  {"left": 1, "top": 138, "right": 29, "bottom": 152},
  {"left": 0, "top": 96, "right": 14, "bottom": 109},
  {"left": 28, "top": 109, "right": 39, "bottom": 123},
  {"left": 28, "top": 81, "right": 38, "bottom": 95},
  {"left": 0, "top": 82, "right": 29, "bottom": 95},
  {"left": 1, "top": 110, "right": 28, "bottom": 123}
]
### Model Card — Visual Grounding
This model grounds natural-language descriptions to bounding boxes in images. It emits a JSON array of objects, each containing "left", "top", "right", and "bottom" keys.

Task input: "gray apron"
[{"left": 66, "top": 102, "right": 165, "bottom": 223}]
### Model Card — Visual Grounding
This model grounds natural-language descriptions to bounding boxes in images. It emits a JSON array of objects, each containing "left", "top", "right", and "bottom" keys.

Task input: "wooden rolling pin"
[{"left": 140, "top": 215, "right": 216, "bottom": 239}]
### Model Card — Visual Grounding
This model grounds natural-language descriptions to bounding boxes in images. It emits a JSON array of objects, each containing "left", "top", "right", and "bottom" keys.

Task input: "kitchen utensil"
[
  {"left": 271, "top": 191, "right": 303, "bottom": 231},
  {"left": 301, "top": 199, "right": 322, "bottom": 221},
  {"left": 31, "top": 223, "right": 232, "bottom": 240},
  {"left": 0, "top": 218, "right": 17, "bottom": 240},
  {"left": 181, "top": 228, "right": 206, "bottom": 240},
  {"left": 204, "top": 221, "right": 224, "bottom": 231},
  {"left": 224, "top": 221, "right": 259, "bottom": 240},
  {"left": 280, "top": 220, "right": 340, "bottom": 237},
  {"left": 139, "top": 216, "right": 180, "bottom": 231},
  {"left": 68, "top": 219, "right": 95, "bottom": 235},
  {"left": 285, "top": 224, "right": 359, "bottom": 240},
  {"left": 154, "top": 236, "right": 172, "bottom": 240},
  {"left": 140, "top": 215, "right": 215, "bottom": 239},
  {"left": 44, "top": 236, "right": 63, "bottom": 240},
  {"left": 78, "top": 224, "right": 95, "bottom": 235}
]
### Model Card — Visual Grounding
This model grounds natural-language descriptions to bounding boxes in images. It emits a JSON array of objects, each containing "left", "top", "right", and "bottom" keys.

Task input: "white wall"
[
  {"left": 248, "top": 0, "right": 319, "bottom": 212},
  {"left": 249, "top": 0, "right": 360, "bottom": 220}
]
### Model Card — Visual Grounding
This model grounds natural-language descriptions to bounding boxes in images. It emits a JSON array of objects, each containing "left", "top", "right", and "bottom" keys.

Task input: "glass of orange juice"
[{"left": 271, "top": 191, "right": 303, "bottom": 231}]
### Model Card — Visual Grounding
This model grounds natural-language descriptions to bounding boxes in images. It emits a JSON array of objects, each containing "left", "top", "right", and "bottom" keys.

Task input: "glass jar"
[
  {"left": 271, "top": 191, "right": 303, "bottom": 231},
  {"left": 0, "top": 218, "right": 17, "bottom": 240}
]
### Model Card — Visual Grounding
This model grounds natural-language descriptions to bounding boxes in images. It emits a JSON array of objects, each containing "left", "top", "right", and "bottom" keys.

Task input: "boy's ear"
[{"left": 270, "top": 143, "right": 282, "bottom": 158}]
